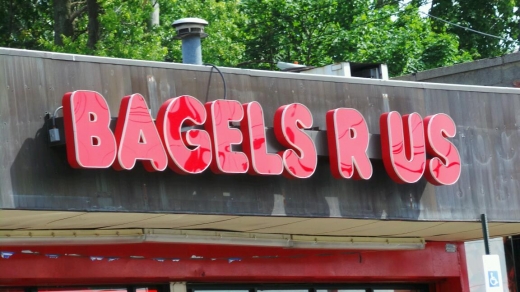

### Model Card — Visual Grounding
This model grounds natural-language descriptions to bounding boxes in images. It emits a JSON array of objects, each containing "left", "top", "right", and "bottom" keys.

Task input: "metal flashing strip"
[
  {"left": 0, "top": 229, "right": 145, "bottom": 245},
  {"left": 1, "top": 47, "right": 520, "bottom": 94},
  {"left": 0, "top": 228, "right": 426, "bottom": 250},
  {"left": 145, "top": 229, "right": 425, "bottom": 250}
]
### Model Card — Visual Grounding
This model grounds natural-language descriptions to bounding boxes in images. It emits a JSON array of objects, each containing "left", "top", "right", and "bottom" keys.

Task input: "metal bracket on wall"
[{"left": 44, "top": 113, "right": 66, "bottom": 146}]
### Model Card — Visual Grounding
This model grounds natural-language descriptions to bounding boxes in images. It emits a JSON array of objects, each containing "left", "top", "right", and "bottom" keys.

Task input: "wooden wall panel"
[{"left": 1, "top": 51, "right": 520, "bottom": 222}]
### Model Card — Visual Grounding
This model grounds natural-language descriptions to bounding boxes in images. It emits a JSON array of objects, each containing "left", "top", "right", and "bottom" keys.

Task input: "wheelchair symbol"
[{"left": 488, "top": 271, "right": 500, "bottom": 287}]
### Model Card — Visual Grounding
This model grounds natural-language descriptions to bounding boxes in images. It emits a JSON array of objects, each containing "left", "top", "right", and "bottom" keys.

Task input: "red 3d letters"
[
  {"left": 156, "top": 95, "right": 212, "bottom": 174},
  {"left": 62, "top": 90, "right": 461, "bottom": 185},
  {"left": 62, "top": 90, "right": 117, "bottom": 168},
  {"left": 423, "top": 113, "right": 461, "bottom": 185},
  {"left": 274, "top": 103, "right": 318, "bottom": 179},
  {"left": 326, "top": 108, "right": 372, "bottom": 180},
  {"left": 380, "top": 111, "right": 426, "bottom": 184},
  {"left": 113, "top": 93, "right": 168, "bottom": 172},
  {"left": 241, "top": 101, "right": 283, "bottom": 175},
  {"left": 205, "top": 99, "right": 249, "bottom": 174}
]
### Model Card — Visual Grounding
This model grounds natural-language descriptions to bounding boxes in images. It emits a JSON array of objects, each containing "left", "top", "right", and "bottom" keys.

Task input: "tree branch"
[
  {"left": 72, "top": 29, "right": 87, "bottom": 41},
  {"left": 70, "top": 5, "right": 87, "bottom": 21}
]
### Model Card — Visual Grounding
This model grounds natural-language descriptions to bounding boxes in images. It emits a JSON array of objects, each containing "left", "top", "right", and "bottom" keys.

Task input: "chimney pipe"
[{"left": 172, "top": 18, "right": 208, "bottom": 65}]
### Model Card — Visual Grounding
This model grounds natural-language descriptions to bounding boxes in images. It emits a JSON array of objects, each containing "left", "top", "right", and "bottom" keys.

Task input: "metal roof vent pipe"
[{"left": 172, "top": 18, "right": 208, "bottom": 65}]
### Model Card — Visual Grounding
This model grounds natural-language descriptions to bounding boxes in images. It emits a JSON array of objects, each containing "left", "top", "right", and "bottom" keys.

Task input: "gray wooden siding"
[{"left": 1, "top": 48, "right": 520, "bottom": 222}]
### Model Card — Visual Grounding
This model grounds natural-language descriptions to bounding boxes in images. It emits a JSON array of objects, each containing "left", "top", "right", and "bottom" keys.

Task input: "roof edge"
[{"left": 2, "top": 47, "right": 520, "bottom": 95}]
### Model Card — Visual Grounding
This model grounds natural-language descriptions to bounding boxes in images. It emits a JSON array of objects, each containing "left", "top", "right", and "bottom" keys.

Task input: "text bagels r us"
[{"left": 62, "top": 90, "right": 461, "bottom": 186}]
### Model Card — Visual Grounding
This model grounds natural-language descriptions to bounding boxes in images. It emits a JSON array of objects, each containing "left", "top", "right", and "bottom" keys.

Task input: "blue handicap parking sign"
[{"left": 488, "top": 271, "right": 500, "bottom": 287}]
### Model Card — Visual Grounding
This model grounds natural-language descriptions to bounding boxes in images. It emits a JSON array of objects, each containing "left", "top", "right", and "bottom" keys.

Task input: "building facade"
[{"left": 1, "top": 48, "right": 520, "bottom": 291}]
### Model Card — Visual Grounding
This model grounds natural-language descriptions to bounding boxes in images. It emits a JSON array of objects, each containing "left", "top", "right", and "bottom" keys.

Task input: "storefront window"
[
  {"left": 38, "top": 287, "right": 159, "bottom": 292},
  {"left": 317, "top": 290, "right": 420, "bottom": 292},
  {"left": 317, "top": 290, "right": 365, "bottom": 292},
  {"left": 258, "top": 290, "right": 307, "bottom": 292},
  {"left": 374, "top": 290, "right": 421, "bottom": 292},
  {"left": 193, "top": 290, "right": 248, "bottom": 292},
  {"left": 39, "top": 289, "right": 127, "bottom": 292},
  {"left": 193, "top": 286, "right": 426, "bottom": 292}
]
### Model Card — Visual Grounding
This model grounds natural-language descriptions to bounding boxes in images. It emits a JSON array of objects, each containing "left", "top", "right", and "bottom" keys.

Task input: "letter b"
[{"left": 62, "top": 90, "right": 117, "bottom": 168}]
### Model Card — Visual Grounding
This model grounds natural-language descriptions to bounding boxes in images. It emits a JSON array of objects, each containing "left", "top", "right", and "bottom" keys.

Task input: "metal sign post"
[
  {"left": 481, "top": 214, "right": 504, "bottom": 292},
  {"left": 481, "top": 214, "right": 491, "bottom": 255}
]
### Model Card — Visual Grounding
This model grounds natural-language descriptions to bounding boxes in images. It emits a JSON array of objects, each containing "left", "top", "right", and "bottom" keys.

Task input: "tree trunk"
[
  {"left": 149, "top": 1, "right": 160, "bottom": 28},
  {"left": 87, "top": 0, "right": 100, "bottom": 50},
  {"left": 430, "top": 0, "right": 441, "bottom": 13},
  {"left": 53, "top": 0, "right": 73, "bottom": 46}
]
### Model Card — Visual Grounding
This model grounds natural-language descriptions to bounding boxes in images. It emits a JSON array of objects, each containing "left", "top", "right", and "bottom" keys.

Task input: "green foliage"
[
  {"left": 240, "top": 0, "right": 367, "bottom": 69},
  {"left": 0, "top": 0, "right": 517, "bottom": 77},
  {"left": 0, "top": 0, "right": 52, "bottom": 49},
  {"left": 240, "top": 0, "right": 472, "bottom": 76},
  {"left": 341, "top": 3, "right": 473, "bottom": 76},
  {"left": 40, "top": 0, "right": 167, "bottom": 60},
  {"left": 159, "top": 0, "right": 246, "bottom": 66},
  {"left": 429, "top": 0, "right": 519, "bottom": 59}
]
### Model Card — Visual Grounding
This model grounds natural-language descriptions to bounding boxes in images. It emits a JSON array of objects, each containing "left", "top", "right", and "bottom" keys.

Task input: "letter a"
[{"left": 113, "top": 94, "right": 167, "bottom": 171}]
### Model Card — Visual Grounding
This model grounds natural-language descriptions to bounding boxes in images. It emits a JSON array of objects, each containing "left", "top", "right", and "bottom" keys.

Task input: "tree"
[
  {"left": 53, "top": 0, "right": 72, "bottom": 46},
  {"left": 239, "top": 0, "right": 367, "bottom": 69},
  {"left": 0, "top": 0, "right": 514, "bottom": 76},
  {"left": 87, "top": 0, "right": 101, "bottom": 50},
  {"left": 239, "top": 0, "right": 472, "bottom": 76},
  {"left": 0, "top": 0, "right": 52, "bottom": 49},
  {"left": 341, "top": 3, "right": 473, "bottom": 76},
  {"left": 50, "top": 0, "right": 95, "bottom": 48},
  {"left": 158, "top": 0, "right": 246, "bottom": 66},
  {"left": 429, "top": 0, "right": 519, "bottom": 59},
  {"left": 40, "top": 0, "right": 166, "bottom": 60},
  {"left": 36, "top": 0, "right": 245, "bottom": 64}
]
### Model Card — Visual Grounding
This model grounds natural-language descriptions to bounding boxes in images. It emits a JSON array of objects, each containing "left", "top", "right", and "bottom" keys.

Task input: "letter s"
[
  {"left": 274, "top": 103, "right": 317, "bottom": 179},
  {"left": 424, "top": 113, "right": 461, "bottom": 185}
]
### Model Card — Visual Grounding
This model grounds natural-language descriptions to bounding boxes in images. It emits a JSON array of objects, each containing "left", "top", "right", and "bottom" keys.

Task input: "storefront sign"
[{"left": 62, "top": 90, "right": 461, "bottom": 185}]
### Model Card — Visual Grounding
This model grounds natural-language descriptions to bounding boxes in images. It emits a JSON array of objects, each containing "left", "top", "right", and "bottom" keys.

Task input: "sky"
[
  {"left": 402, "top": 0, "right": 433, "bottom": 15},
  {"left": 419, "top": 1, "right": 432, "bottom": 15}
]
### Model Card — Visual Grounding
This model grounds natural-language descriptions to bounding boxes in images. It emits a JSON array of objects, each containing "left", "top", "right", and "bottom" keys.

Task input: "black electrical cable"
[
  {"left": 204, "top": 63, "right": 227, "bottom": 102},
  {"left": 52, "top": 106, "right": 63, "bottom": 128}
]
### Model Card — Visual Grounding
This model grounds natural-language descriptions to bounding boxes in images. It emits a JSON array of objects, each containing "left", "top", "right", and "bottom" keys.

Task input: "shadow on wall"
[{"left": 9, "top": 119, "right": 429, "bottom": 221}]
